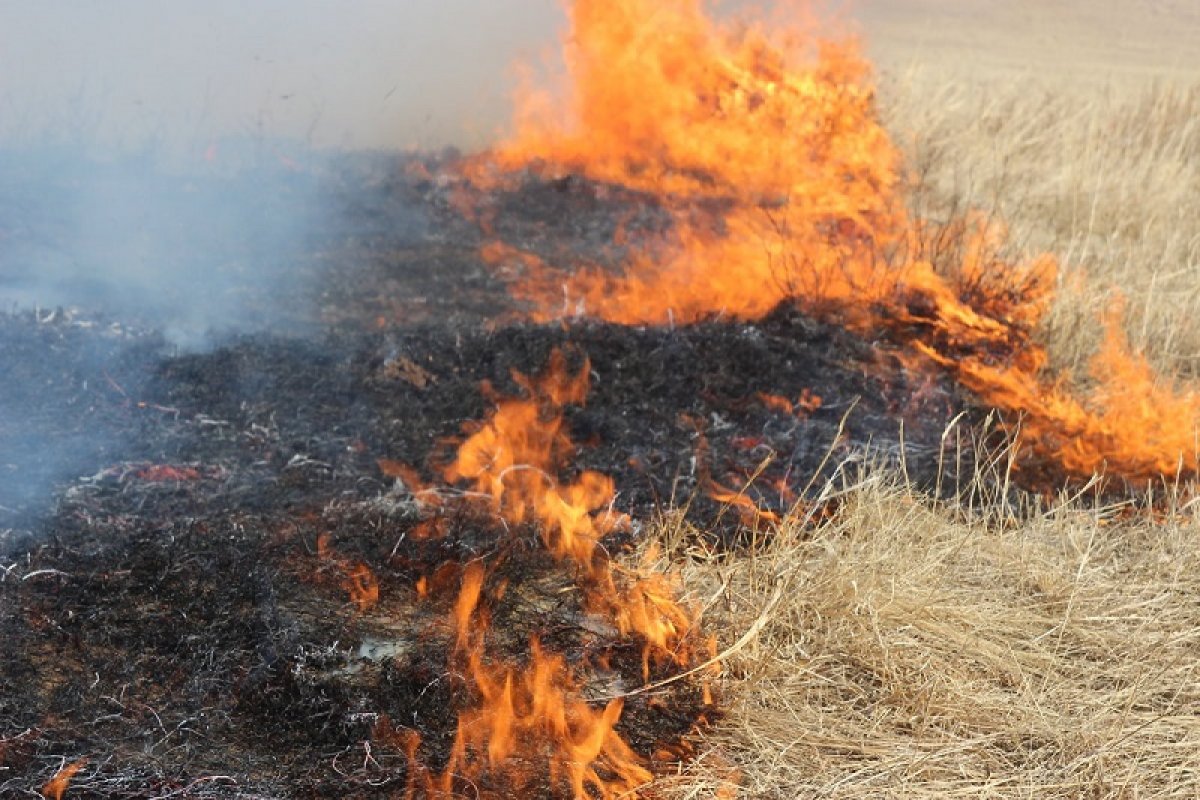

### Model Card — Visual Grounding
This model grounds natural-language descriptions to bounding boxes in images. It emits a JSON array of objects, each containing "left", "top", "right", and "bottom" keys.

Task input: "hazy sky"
[
  {"left": 0, "top": 0, "right": 563, "bottom": 151},
  {"left": 3, "top": 1, "right": 1195, "bottom": 155}
]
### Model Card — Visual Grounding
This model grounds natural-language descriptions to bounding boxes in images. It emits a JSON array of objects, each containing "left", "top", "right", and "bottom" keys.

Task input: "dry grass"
[
  {"left": 651, "top": 471, "right": 1200, "bottom": 797},
  {"left": 886, "top": 73, "right": 1200, "bottom": 378},
  {"left": 649, "top": 74, "right": 1200, "bottom": 798}
]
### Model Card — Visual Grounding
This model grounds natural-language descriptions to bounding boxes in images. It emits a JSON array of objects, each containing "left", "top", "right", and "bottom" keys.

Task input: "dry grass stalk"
[
  {"left": 650, "top": 468, "right": 1200, "bottom": 797},
  {"left": 884, "top": 73, "right": 1200, "bottom": 380}
]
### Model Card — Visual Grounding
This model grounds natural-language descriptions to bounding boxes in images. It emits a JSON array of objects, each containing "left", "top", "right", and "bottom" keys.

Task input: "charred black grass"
[{"left": 1, "top": 292, "right": 977, "bottom": 796}]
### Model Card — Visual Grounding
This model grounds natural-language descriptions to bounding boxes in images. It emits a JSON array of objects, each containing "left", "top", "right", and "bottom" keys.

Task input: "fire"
[
  {"left": 134, "top": 464, "right": 202, "bottom": 482},
  {"left": 446, "top": 640, "right": 652, "bottom": 799},
  {"left": 604, "top": 552, "right": 695, "bottom": 679},
  {"left": 940, "top": 311, "right": 1200, "bottom": 480},
  {"left": 469, "top": 0, "right": 911, "bottom": 326},
  {"left": 467, "top": 0, "right": 1200, "bottom": 487},
  {"left": 758, "top": 390, "right": 822, "bottom": 417},
  {"left": 41, "top": 758, "right": 87, "bottom": 800},
  {"left": 381, "top": 644, "right": 652, "bottom": 800},
  {"left": 706, "top": 478, "right": 782, "bottom": 529},
  {"left": 443, "top": 571, "right": 655, "bottom": 799},
  {"left": 444, "top": 348, "right": 621, "bottom": 565},
  {"left": 382, "top": 349, "right": 703, "bottom": 796},
  {"left": 452, "top": 560, "right": 486, "bottom": 653},
  {"left": 444, "top": 349, "right": 695, "bottom": 662}
]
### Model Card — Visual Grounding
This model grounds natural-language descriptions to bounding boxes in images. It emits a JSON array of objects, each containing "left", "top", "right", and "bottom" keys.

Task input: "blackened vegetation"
[
  {"left": 1, "top": 155, "right": 978, "bottom": 797},
  {"left": 0, "top": 313, "right": 169, "bottom": 526}
]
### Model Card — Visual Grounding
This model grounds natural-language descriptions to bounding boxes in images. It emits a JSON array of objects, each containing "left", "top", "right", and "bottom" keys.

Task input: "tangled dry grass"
[
  {"left": 649, "top": 73, "right": 1200, "bottom": 798},
  {"left": 653, "top": 470, "right": 1200, "bottom": 797}
]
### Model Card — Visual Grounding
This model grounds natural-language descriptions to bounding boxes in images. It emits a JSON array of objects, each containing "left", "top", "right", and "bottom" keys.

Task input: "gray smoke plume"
[
  {"left": 0, "top": 1, "right": 563, "bottom": 524},
  {"left": 0, "top": 1, "right": 563, "bottom": 337}
]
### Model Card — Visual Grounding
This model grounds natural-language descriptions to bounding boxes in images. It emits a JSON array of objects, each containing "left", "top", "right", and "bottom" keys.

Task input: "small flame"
[
  {"left": 444, "top": 349, "right": 694, "bottom": 663},
  {"left": 452, "top": 561, "right": 486, "bottom": 652},
  {"left": 605, "top": 562, "right": 694, "bottom": 679},
  {"left": 706, "top": 478, "right": 782, "bottom": 529},
  {"left": 443, "top": 348, "right": 620, "bottom": 565},
  {"left": 41, "top": 758, "right": 87, "bottom": 800},
  {"left": 386, "top": 348, "right": 703, "bottom": 796},
  {"left": 446, "top": 638, "right": 653, "bottom": 798}
]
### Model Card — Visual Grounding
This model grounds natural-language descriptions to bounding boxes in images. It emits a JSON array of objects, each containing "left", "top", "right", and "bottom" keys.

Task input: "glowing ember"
[
  {"left": 467, "top": 0, "right": 1200, "bottom": 486},
  {"left": 134, "top": 464, "right": 202, "bottom": 482},
  {"left": 315, "top": 533, "right": 380, "bottom": 612},
  {"left": 758, "top": 390, "right": 823, "bottom": 418}
]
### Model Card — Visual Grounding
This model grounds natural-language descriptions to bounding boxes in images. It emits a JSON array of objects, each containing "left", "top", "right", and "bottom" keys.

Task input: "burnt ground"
[{"left": 0, "top": 150, "right": 982, "bottom": 797}]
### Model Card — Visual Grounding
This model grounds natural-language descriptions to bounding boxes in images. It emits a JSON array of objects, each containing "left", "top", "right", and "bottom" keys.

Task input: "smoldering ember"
[{"left": 3, "top": 2, "right": 1200, "bottom": 799}]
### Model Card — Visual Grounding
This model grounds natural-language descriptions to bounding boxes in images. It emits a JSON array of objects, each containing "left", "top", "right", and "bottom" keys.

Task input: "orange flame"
[
  {"left": 443, "top": 636, "right": 653, "bottom": 799},
  {"left": 470, "top": 0, "right": 913, "bottom": 325},
  {"left": 940, "top": 308, "right": 1200, "bottom": 480},
  {"left": 452, "top": 560, "right": 486, "bottom": 653},
  {"left": 444, "top": 348, "right": 623, "bottom": 565},
  {"left": 400, "top": 553, "right": 659, "bottom": 798},
  {"left": 444, "top": 349, "right": 694, "bottom": 662},
  {"left": 41, "top": 758, "right": 87, "bottom": 800},
  {"left": 604, "top": 552, "right": 695, "bottom": 679},
  {"left": 467, "top": 0, "right": 1199, "bottom": 487},
  {"left": 706, "top": 478, "right": 782, "bottom": 529},
  {"left": 758, "top": 390, "right": 823, "bottom": 418},
  {"left": 389, "top": 348, "right": 704, "bottom": 796}
]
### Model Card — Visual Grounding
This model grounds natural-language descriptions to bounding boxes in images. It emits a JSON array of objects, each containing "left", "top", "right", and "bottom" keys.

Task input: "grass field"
[{"left": 647, "top": 13, "right": 1200, "bottom": 796}]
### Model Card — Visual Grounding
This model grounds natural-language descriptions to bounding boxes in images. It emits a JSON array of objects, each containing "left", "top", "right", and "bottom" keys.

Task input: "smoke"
[
  {"left": 0, "top": 1, "right": 562, "bottom": 341},
  {"left": 0, "top": 2, "right": 565, "bottom": 526},
  {"left": 2, "top": 147, "right": 317, "bottom": 345}
]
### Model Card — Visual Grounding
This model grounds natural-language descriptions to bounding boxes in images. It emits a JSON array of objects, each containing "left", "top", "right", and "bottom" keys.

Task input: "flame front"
[
  {"left": 468, "top": 0, "right": 1200, "bottom": 487},
  {"left": 475, "top": 0, "right": 909, "bottom": 326},
  {"left": 378, "top": 2, "right": 1200, "bottom": 794}
]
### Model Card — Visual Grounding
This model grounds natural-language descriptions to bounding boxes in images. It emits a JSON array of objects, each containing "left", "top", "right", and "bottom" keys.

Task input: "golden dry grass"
[
  {"left": 647, "top": 73, "right": 1200, "bottom": 798},
  {"left": 651, "top": 472, "right": 1200, "bottom": 797},
  {"left": 886, "top": 73, "right": 1200, "bottom": 378}
]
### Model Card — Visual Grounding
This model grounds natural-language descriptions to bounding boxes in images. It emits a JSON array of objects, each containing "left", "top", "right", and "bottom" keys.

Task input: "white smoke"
[{"left": 0, "top": 1, "right": 562, "bottom": 343}]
